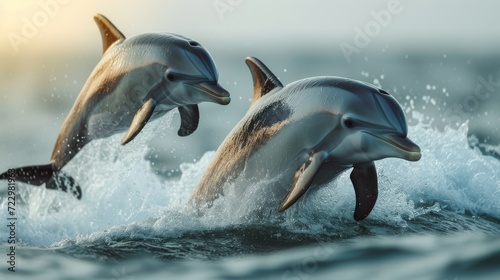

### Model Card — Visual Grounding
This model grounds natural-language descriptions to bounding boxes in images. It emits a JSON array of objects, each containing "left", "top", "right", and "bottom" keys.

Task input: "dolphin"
[
  {"left": 190, "top": 57, "right": 421, "bottom": 221},
  {"left": 0, "top": 14, "right": 230, "bottom": 199}
]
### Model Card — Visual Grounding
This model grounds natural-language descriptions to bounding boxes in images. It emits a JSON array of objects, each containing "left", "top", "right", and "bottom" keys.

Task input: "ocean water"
[
  {"left": 1, "top": 114, "right": 500, "bottom": 279},
  {"left": 1, "top": 51, "right": 500, "bottom": 279}
]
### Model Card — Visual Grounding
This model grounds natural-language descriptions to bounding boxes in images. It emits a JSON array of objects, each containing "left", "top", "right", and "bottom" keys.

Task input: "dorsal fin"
[
  {"left": 245, "top": 57, "right": 283, "bottom": 107},
  {"left": 93, "top": 14, "right": 126, "bottom": 54}
]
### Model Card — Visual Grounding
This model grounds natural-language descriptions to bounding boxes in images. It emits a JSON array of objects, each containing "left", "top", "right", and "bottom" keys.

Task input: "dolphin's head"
[
  {"left": 328, "top": 79, "right": 421, "bottom": 165},
  {"left": 158, "top": 34, "right": 230, "bottom": 106},
  {"left": 94, "top": 20, "right": 230, "bottom": 106}
]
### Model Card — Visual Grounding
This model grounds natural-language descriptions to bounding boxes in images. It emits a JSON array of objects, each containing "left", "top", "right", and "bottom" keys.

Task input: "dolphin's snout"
[
  {"left": 378, "top": 133, "right": 421, "bottom": 161},
  {"left": 198, "top": 82, "right": 231, "bottom": 105}
]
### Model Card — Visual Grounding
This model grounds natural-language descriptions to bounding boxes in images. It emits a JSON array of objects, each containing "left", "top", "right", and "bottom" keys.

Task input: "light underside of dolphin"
[
  {"left": 0, "top": 14, "right": 230, "bottom": 200},
  {"left": 191, "top": 56, "right": 421, "bottom": 221}
]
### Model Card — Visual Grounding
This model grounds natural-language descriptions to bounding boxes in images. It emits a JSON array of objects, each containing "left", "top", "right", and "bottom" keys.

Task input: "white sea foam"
[{"left": 1, "top": 115, "right": 499, "bottom": 247}]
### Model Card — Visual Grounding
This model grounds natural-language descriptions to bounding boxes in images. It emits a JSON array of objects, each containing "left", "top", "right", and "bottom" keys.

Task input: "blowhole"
[
  {"left": 189, "top": 41, "right": 200, "bottom": 47},
  {"left": 379, "top": 89, "right": 390, "bottom": 95}
]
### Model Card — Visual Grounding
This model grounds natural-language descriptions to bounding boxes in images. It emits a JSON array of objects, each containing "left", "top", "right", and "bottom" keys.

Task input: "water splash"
[{"left": 1, "top": 115, "right": 499, "bottom": 247}]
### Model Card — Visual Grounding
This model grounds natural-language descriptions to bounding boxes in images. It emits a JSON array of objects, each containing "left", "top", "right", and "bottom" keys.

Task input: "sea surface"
[{"left": 0, "top": 49, "right": 500, "bottom": 279}]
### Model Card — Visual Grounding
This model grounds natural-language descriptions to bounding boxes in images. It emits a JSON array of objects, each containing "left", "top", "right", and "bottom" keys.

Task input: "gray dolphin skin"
[
  {"left": 191, "top": 57, "right": 421, "bottom": 221},
  {"left": 0, "top": 14, "right": 230, "bottom": 199}
]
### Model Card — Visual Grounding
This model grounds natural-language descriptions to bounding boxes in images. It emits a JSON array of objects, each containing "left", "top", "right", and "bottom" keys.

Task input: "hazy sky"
[{"left": 1, "top": 0, "right": 500, "bottom": 56}]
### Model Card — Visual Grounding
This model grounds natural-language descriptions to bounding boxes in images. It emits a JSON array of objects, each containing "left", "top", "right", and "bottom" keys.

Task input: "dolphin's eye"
[
  {"left": 166, "top": 72, "right": 176, "bottom": 81},
  {"left": 344, "top": 119, "right": 354, "bottom": 128},
  {"left": 189, "top": 41, "right": 200, "bottom": 47}
]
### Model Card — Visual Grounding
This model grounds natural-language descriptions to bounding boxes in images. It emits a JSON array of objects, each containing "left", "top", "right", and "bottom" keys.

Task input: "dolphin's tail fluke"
[{"left": 0, "top": 164, "right": 82, "bottom": 199}]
